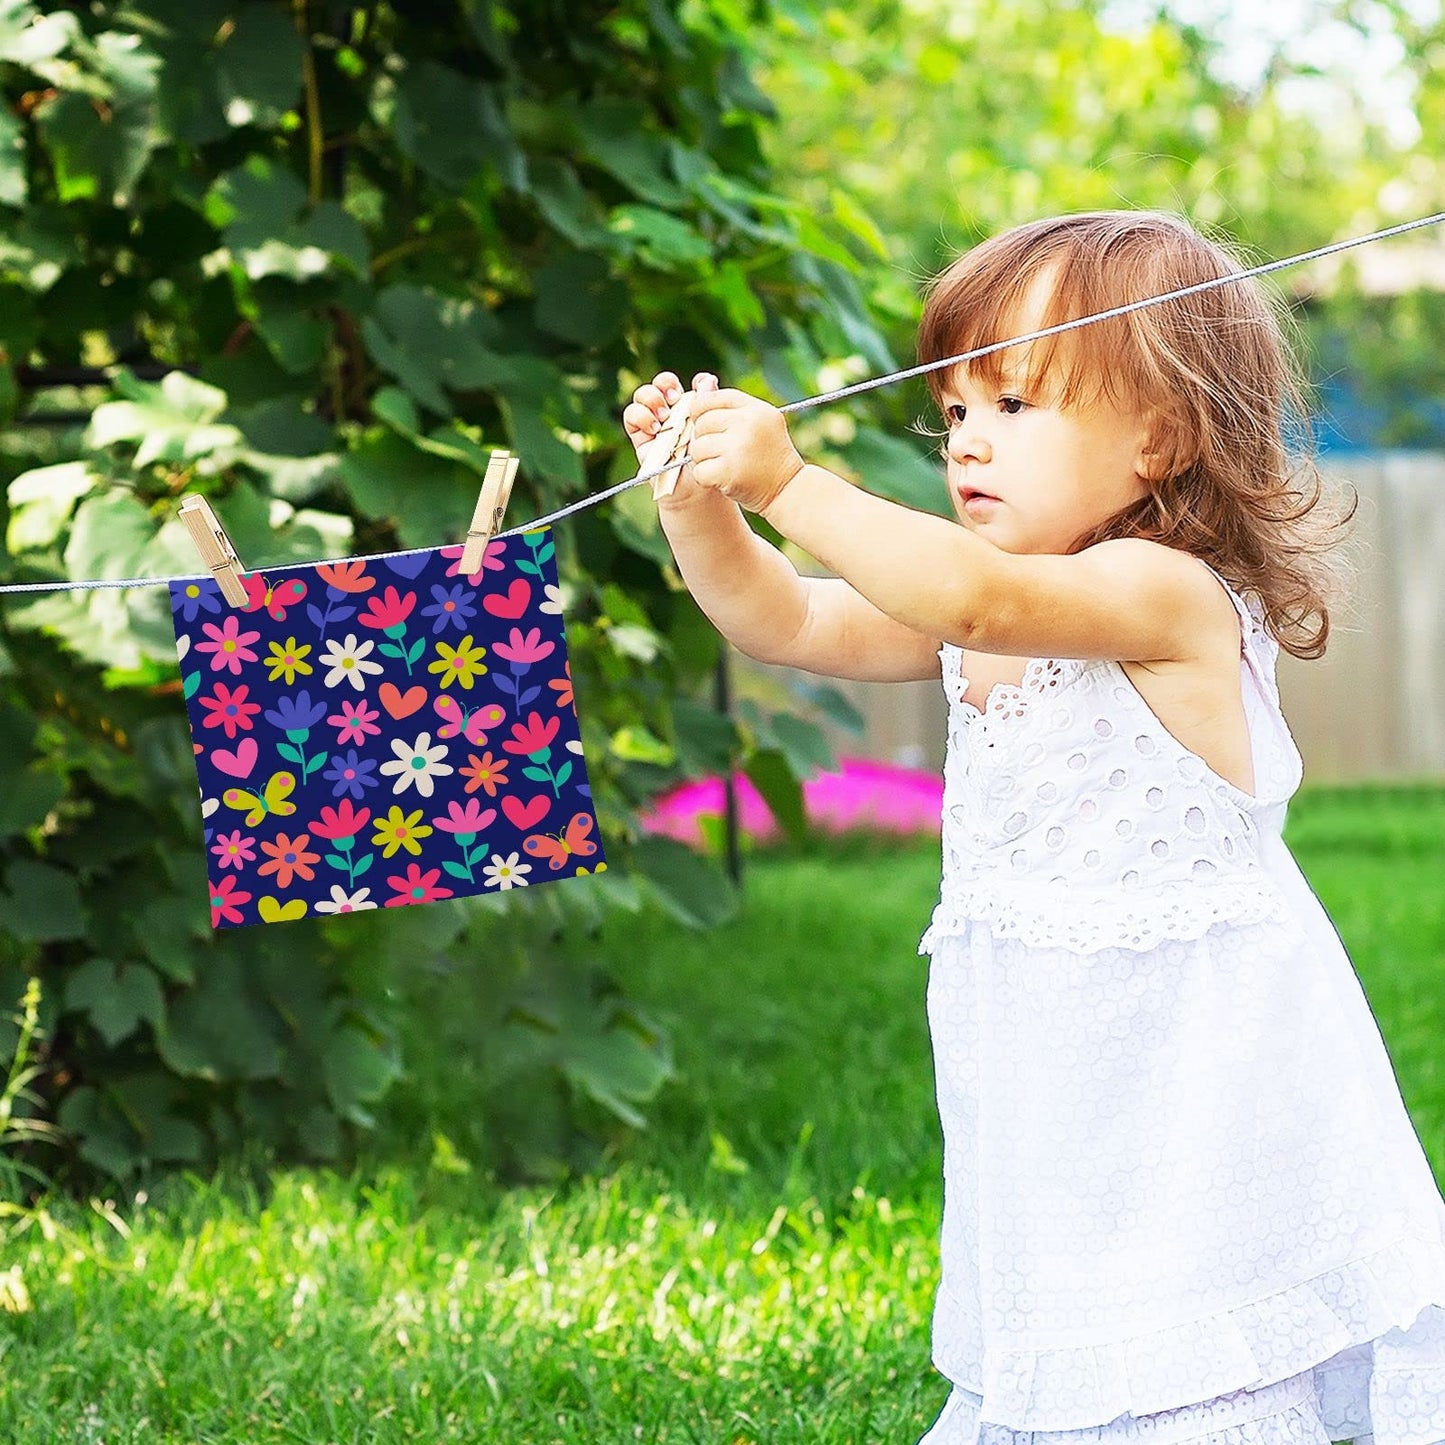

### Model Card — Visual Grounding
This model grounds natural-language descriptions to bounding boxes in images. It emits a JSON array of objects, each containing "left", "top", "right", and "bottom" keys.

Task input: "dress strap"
[
  {"left": 1196, "top": 559, "right": 1263, "bottom": 641},
  {"left": 1194, "top": 557, "right": 1303, "bottom": 809}
]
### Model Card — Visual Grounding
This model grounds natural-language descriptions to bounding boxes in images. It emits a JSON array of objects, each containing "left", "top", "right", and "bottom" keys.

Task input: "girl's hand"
[
  {"left": 687, "top": 386, "right": 806, "bottom": 515},
  {"left": 622, "top": 370, "right": 719, "bottom": 505}
]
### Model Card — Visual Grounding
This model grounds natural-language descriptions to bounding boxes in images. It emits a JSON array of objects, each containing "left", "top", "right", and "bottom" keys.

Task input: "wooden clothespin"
[
  {"left": 641, "top": 390, "right": 696, "bottom": 501},
  {"left": 178, "top": 495, "right": 249, "bottom": 607},
  {"left": 460, "top": 450, "right": 519, "bottom": 574}
]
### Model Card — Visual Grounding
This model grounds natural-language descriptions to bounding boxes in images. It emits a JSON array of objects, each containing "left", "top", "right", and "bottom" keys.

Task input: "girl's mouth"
[{"left": 959, "top": 486, "right": 999, "bottom": 507}]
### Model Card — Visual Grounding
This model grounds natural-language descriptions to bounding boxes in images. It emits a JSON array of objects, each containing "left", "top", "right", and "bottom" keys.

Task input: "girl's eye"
[
  {"left": 944, "top": 404, "right": 966, "bottom": 426},
  {"left": 999, "top": 396, "right": 1027, "bottom": 414}
]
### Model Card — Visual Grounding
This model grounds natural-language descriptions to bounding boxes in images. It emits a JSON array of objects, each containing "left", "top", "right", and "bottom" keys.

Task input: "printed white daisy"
[
  {"left": 177, "top": 634, "right": 191, "bottom": 661},
  {"left": 540, "top": 582, "right": 565, "bottom": 615},
  {"left": 320, "top": 632, "right": 384, "bottom": 690},
  {"left": 483, "top": 852, "right": 532, "bottom": 889},
  {"left": 313, "top": 884, "right": 380, "bottom": 914},
  {"left": 380, "top": 731, "right": 453, "bottom": 797}
]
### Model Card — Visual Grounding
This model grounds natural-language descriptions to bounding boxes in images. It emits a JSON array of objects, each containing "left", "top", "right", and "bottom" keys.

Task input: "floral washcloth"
[{"left": 168, "top": 526, "right": 606, "bottom": 929}]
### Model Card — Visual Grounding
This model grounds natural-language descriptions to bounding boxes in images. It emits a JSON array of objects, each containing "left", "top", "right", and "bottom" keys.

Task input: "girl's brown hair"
[{"left": 914, "top": 210, "right": 1358, "bottom": 659}]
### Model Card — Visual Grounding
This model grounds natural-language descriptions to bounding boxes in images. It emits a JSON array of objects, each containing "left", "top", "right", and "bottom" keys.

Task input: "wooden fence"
[{"left": 733, "top": 455, "right": 1445, "bottom": 788}]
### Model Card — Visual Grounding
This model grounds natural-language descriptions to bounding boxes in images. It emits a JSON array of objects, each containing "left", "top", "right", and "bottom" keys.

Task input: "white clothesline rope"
[{"left": 4, "top": 207, "right": 1444, "bottom": 599}]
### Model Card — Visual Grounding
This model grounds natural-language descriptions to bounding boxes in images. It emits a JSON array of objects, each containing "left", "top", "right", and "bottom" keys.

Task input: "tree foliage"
[{"left": 0, "top": 0, "right": 902, "bottom": 1190}]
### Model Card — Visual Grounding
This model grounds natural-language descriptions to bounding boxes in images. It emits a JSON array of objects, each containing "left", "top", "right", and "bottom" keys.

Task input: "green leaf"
[
  {"left": 339, "top": 430, "right": 479, "bottom": 551},
  {"left": 64, "top": 489, "right": 158, "bottom": 585},
  {"left": 211, "top": 3, "right": 304, "bottom": 130},
  {"left": 62, "top": 956, "right": 165, "bottom": 1047},
  {"left": 608, "top": 205, "right": 713, "bottom": 270},
  {"left": 0, "top": 0, "right": 77, "bottom": 69},
  {"left": 742, "top": 747, "right": 809, "bottom": 844},
  {"left": 575, "top": 96, "right": 685, "bottom": 208},
  {"left": 0, "top": 102, "right": 25, "bottom": 207},
  {"left": 557, "top": 999, "right": 675, "bottom": 1130},
  {"left": 156, "top": 950, "right": 283, "bottom": 1082},
  {"left": 670, "top": 696, "right": 738, "bottom": 778},
  {"left": 204, "top": 155, "right": 308, "bottom": 239},
  {"left": 360, "top": 283, "right": 506, "bottom": 417},
  {"left": 830, "top": 185, "right": 890, "bottom": 262},
  {"left": 0, "top": 770, "right": 63, "bottom": 841},
  {"left": 609, "top": 724, "right": 673, "bottom": 765},
  {"left": 85, "top": 369, "right": 241, "bottom": 470},
  {"left": 795, "top": 682, "right": 867, "bottom": 736},
  {"left": 392, "top": 59, "right": 524, "bottom": 190},
  {"left": 32, "top": 30, "right": 162, "bottom": 206},
  {"left": 533, "top": 248, "right": 629, "bottom": 345},
  {"left": 5, "top": 461, "right": 99, "bottom": 550},
  {"left": 0, "top": 210, "right": 80, "bottom": 292},
  {"left": 836, "top": 423, "right": 948, "bottom": 512},
  {"left": 628, "top": 834, "right": 739, "bottom": 929},
  {"left": 529, "top": 157, "right": 612, "bottom": 249},
  {"left": 323, "top": 1021, "right": 402, "bottom": 1124},
  {"left": 769, "top": 710, "right": 839, "bottom": 777},
  {"left": 136, "top": 896, "right": 204, "bottom": 984},
  {"left": 0, "top": 857, "right": 84, "bottom": 941},
  {"left": 56, "top": 1085, "right": 141, "bottom": 1179}
]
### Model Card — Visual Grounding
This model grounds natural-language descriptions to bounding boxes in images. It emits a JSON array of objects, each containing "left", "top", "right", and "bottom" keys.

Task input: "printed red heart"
[
  {"left": 379, "top": 682, "right": 427, "bottom": 719},
  {"left": 502, "top": 793, "right": 551, "bottom": 830},
  {"left": 482, "top": 578, "right": 531, "bottom": 619},
  {"left": 211, "top": 736, "right": 258, "bottom": 779}
]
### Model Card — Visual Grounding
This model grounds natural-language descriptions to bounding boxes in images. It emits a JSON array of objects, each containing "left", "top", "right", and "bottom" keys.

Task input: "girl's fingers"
[{"left": 623, "top": 401, "right": 662, "bottom": 441}]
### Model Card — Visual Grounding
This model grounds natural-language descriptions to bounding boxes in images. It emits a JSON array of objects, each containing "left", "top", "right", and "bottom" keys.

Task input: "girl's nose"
[{"left": 949, "top": 431, "right": 991, "bottom": 465}]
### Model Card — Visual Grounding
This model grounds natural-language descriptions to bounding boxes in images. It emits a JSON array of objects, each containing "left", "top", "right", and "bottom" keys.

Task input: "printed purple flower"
[
  {"left": 176, "top": 581, "right": 222, "bottom": 624},
  {"left": 422, "top": 582, "right": 479, "bottom": 636},
  {"left": 325, "top": 749, "right": 381, "bottom": 800},
  {"left": 264, "top": 689, "right": 328, "bottom": 734}
]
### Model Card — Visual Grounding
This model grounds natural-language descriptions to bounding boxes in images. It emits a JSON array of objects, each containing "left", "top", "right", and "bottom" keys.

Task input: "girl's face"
[{"left": 939, "top": 270, "right": 1156, "bottom": 555}]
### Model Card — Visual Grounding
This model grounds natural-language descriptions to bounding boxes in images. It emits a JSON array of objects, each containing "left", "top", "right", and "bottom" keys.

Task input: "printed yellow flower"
[
  {"left": 372, "top": 805, "right": 433, "bottom": 858},
  {"left": 428, "top": 635, "right": 488, "bottom": 689},
  {"left": 265, "top": 636, "right": 314, "bottom": 685}
]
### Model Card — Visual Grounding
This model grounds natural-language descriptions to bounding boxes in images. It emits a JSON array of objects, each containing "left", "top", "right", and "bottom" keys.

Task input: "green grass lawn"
[{"left": 2, "top": 785, "right": 1444, "bottom": 1443}]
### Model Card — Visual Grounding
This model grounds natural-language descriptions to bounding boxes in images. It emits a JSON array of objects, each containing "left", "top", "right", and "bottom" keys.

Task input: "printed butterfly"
[
  {"left": 241, "top": 573, "right": 309, "bottom": 621},
  {"left": 222, "top": 770, "right": 298, "bottom": 827},
  {"left": 523, "top": 811, "right": 598, "bottom": 870},
  {"left": 434, "top": 695, "right": 505, "bottom": 744}
]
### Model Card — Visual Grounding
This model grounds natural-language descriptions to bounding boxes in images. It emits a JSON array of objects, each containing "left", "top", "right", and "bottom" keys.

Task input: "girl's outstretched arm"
[{"left": 761, "top": 463, "right": 1221, "bottom": 665}]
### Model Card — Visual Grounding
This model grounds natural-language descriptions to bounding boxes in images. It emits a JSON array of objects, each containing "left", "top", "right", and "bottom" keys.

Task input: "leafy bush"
[{"left": 0, "top": 0, "right": 918, "bottom": 1191}]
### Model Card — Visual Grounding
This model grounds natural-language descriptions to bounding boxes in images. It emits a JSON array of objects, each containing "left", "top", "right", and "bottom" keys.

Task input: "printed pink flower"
[
  {"left": 209, "top": 873, "right": 252, "bottom": 927},
  {"left": 502, "top": 710, "right": 560, "bottom": 755},
  {"left": 441, "top": 538, "right": 506, "bottom": 584},
  {"left": 199, "top": 682, "right": 261, "bottom": 739},
  {"left": 433, "top": 798, "right": 497, "bottom": 835},
  {"left": 328, "top": 697, "right": 382, "bottom": 745},
  {"left": 383, "top": 862, "right": 454, "bottom": 908},
  {"left": 196, "top": 614, "right": 261, "bottom": 676},
  {"left": 211, "top": 829, "right": 256, "bottom": 870},
  {"left": 357, "top": 584, "right": 416, "bottom": 631},
  {"left": 491, "top": 626, "right": 555, "bottom": 667},
  {"left": 310, "top": 799, "right": 371, "bottom": 841}
]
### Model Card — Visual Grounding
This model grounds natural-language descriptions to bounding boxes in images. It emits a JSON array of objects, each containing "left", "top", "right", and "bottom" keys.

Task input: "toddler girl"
[{"left": 622, "top": 209, "right": 1445, "bottom": 1445}]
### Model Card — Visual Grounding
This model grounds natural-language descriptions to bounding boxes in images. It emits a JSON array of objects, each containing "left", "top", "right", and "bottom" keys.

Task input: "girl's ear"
[{"left": 1136, "top": 406, "right": 1197, "bottom": 483}]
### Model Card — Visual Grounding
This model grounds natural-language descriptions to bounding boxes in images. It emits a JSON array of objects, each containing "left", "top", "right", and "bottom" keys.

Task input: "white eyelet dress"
[{"left": 915, "top": 559, "right": 1445, "bottom": 1445}]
